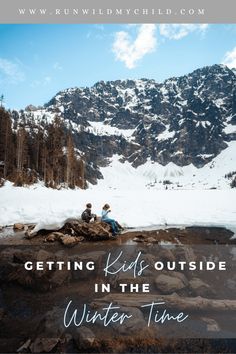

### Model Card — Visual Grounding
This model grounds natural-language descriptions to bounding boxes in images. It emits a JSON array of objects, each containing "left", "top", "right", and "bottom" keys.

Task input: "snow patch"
[
  {"left": 224, "top": 124, "right": 236, "bottom": 134},
  {"left": 158, "top": 125, "right": 175, "bottom": 141},
  {"left": 87, "top": 121, "right": 135, "bottom": 139}
]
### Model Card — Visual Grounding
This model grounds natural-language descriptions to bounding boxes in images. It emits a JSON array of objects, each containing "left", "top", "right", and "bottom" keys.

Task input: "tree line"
[{"left": 0, "top": 107, "right": 85, "bottom": 189}]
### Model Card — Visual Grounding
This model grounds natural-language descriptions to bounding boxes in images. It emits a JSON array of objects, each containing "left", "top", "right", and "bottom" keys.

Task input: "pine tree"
[
  {"left": 0, "top": 95, "right": 4, "bottom": 107},
  {"left": 46, "top": 116, "right": 65, "bottom": 188},
  {"left": 231, "top": 177, "right": 236, "bottom": 188},
  {"left": 0, "top": 107, "right": 15, "bottom": 180},
  {"left": 29, "top": 127, "right": 44, "bottom": 172},
  {"left": 0, "top": 109, "right": 87, "bottom": 190},
  {"left": 77, "top": 158, "right": 85, "bottom": 189},
  {"left": 66, "top": 132, "right": 76, "bottom": 188},
  {"left": 41, "top": 140, "right": 48, "bottom": 183},
  {"left": 15, "top": 126, "right": 28, "bottom": 186}
]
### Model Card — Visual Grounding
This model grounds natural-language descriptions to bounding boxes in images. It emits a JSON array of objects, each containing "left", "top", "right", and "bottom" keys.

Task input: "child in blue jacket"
[{"left": 101, "top": 204, "right": 120, "bottom": 236}]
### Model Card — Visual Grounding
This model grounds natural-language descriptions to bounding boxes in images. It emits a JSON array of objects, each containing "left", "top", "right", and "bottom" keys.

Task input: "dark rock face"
[{"left": 11, "top": 64, "right": 236, "bottom": 184}]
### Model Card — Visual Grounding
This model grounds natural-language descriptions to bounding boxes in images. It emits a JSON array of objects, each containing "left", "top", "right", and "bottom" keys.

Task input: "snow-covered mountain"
[{"left": 11, "top": 64, "right": 236, "bottom": 189}]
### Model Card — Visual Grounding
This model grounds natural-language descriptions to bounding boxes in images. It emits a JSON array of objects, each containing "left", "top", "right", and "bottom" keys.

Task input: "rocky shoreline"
[
  {"left": 0, "top": 223, "right": 236, "bottom": 353},
  {"left": 0, "top": 221, "right": 235, "bottom": 246}
]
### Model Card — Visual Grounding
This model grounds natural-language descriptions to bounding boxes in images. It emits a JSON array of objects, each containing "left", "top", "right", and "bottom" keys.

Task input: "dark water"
[{"left": 0, "top": 225, "right": 236, "bottom": 353}]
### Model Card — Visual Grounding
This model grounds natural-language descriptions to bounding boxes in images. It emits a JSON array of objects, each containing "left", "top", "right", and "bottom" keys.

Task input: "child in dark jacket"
[{"left": 81, "top": 203, "right": 97, "bottom": 223}]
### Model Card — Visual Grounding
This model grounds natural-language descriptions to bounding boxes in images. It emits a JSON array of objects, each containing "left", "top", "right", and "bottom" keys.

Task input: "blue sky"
[{"left": 0, "top": 24, "right": 236, "bottom": 109}]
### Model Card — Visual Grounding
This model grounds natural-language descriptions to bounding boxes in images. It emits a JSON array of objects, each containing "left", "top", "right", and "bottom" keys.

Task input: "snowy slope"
[{"left": 96, "top": 141, "right": 236, "bottom": 190}]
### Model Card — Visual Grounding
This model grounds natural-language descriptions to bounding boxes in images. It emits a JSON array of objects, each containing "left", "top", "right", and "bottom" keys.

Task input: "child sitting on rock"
[
  {"left": 81, "top": 203, "right": 97, "bottom": 223},
  {"left": 101, "top": 204, "right": 123, "bottom": 236}
]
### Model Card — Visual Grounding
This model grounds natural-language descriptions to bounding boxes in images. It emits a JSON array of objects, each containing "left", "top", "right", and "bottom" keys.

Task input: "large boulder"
[
  {"left": 13, "top": 223, "right": 25, "bottom": 231},
  {"left": 74, "top": 326, "right": 95, "bottom": 349},
  {"left": 111, "top": 306, "right": 147, "bottom": 334},
  {"left": 0, "top": 247, "right": 33, "bottom": 263},
  {"left": 50, "top": 268, "right": 71, "bottom": 287},
  {"left": 28, "top": 220, "right": 113, "bottom": 243},
  {"left": 155, "top": 273, "right": 188, "bottom": 294},
  {"left": 0, "top": 248, "right": 71, "bottom": 292},
  {"left": 45, "top": 232, "right": 65, "bottom": 242},
  {"left": 42, "top": 307, "right": 66, "bottom": 337},
  {"left": 158, "top": 248, "right": 176, "bottom": 262},
  {"left": 189, "top": 278, "right": 213, "bottom": 297},
  {"left": 201, "top": 317, "right": 220, "bottom": 332},
  {"left": 60, "top": 234, "right": 83, "bottom": 246},
  {"left": 44, "top": 232, "right": 84, "bottom": 245},
  {"left": 69, "top": 251, "right": 105, "bottom": 280},
  {"left": 62, "top": 221, "right": 112, "bottom": 241},
  {"left": 28, "top": 307, "right": 67, "bottom": 353},
  {"left": 30, "top": 337, "right": 60, "bottom": 353},
  {"left": 167, "top": 271, "right": 189, "bottom": 286}
]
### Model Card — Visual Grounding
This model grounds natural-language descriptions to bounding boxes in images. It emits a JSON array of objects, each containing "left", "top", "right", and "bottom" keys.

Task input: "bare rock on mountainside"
[
  {"left": 25, "top": 104, "right": 42, "bottom": 112},
  {"left": 3, "top": 64, "right": 236, "bottom": 188}
]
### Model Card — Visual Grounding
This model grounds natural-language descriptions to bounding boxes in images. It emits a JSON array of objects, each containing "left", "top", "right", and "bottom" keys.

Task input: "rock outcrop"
[{"left": 26, "top": 220, "right": 114, "bottom": 244}]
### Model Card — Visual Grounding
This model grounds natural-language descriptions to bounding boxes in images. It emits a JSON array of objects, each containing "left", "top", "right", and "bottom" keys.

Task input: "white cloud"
[
  {"left": 159, "top": 24, "right": 208, "bottom": 40},
  {"left": 222, "top": 46, "right": 236, "bottom": 69},
  {"left": 86, "top": 25, "right": 106, "bottom": 40},
  {"left": 0, "top": 58, "right": 25, "bottom": 83},
  {"left": 44, "top": 76, "right": 51, "bottom": 84},
  {"left": 30, "top": 76, "right": 52, "bottom": 88},
  {"left": 112, "top": 24, "right": 157, "bottom": 69},
  {"left": 53, "top": 62, "right": 63, "bottom": 71}
]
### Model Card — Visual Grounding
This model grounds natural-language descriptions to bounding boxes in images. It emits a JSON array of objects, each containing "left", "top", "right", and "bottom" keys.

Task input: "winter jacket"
[
  {"left": 101, "top": 209, "right": 110, "bottom": 221},
  {"left": 81, "top": 208, "right": 92, "bottom": 223}
]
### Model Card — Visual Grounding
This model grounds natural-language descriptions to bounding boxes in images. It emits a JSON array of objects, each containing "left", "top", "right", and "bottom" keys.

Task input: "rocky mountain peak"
[{"left": 11, "top": 64, "right": 236, "bottom": 185}]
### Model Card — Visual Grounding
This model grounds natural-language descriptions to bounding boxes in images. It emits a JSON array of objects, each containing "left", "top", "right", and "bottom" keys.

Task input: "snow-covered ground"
[
  {"left": 0, "top": 141, "right": 235, "bottom": 230},
  {"left": 97, "top": 141, "right": 236, "bottom": 190},
  {"left": 0, "top": 181, "right": 236, "bottom": 230}
]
